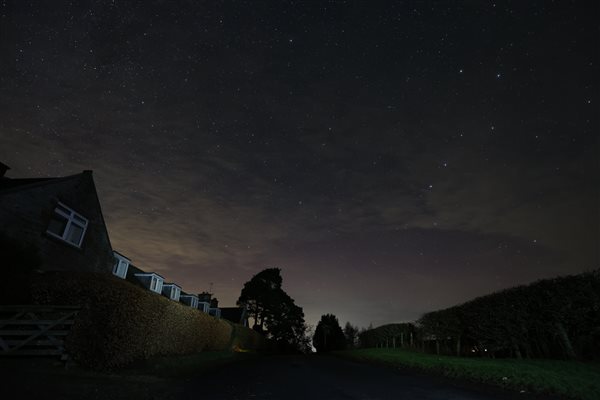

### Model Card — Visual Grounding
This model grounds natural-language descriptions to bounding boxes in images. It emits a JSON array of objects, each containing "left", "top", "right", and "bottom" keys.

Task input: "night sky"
[{"left": 1, "top": 1, "right": 597, "bottom": 329}]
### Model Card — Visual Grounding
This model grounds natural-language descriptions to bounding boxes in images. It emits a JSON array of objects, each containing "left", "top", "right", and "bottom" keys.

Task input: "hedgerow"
[
  {"left": 29, "top": 271, "right": 235, "bottom": 369},
  {"left": 417, "top": 270, "right": 600, "bottom": 359},
  {"left": 359, "top": 270, "right": 600, "bottom": 360}
]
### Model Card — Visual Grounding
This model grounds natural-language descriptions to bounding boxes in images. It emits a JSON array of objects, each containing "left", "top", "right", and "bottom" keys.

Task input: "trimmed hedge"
[
  {"left": 29, "top": 271, "right": 235, "bottom": 369},
  {"left": 417, "top": 270, "right": 600, "bottom": 359},
  {"left": 358, "top": 271, "right": 600, "bottom": 360}
]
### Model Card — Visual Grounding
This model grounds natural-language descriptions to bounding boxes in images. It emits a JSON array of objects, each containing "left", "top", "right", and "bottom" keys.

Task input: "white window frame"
[
  {"left": 172, "top": 286, "right": 181, "bottom": 301},
  {"left": 151, "top": 276, "right": 164, "bottom": 294},
  {"left": 46, "top": 202, "right": 89, "bottom": 248},
  {"left": 112, "top": 252, "right": 130, "bottom": 279}
]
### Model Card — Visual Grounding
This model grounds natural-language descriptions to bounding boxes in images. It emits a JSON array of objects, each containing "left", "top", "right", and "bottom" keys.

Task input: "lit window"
[{"left": 46, "top": 202, "right": 88, "bottom": 247}]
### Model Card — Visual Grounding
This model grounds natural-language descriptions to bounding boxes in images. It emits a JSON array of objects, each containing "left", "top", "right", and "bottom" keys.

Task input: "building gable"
[{"left": 0, "top": 171, "right": 114, "bottom": 274}]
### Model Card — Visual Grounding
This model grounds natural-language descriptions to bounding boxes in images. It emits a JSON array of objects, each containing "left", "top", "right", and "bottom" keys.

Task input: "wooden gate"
[{"left": 0, "top": 305, "right": 80, "bottom": 361}]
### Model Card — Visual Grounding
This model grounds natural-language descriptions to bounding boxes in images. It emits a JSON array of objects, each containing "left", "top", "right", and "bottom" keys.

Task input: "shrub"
[{"left": 227, "top": 322, "right": 266, "bottom": 351}]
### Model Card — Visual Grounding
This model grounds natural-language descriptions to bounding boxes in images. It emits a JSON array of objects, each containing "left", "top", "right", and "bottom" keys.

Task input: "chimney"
[
  {"left": 0, "top": 162, "right": 10, "bottom": 178},
  {"left": 198, "top": 292, "right": 212, "bottom": 303}
]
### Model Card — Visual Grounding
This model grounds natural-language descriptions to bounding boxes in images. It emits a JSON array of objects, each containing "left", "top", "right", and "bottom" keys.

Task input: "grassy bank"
[{"left": 334, "top": 348, "right": 600, "bottom": 400}]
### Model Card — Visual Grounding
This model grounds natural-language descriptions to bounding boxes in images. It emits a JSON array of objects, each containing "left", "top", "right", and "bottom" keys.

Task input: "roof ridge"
[{"left": 0, "top": 172, "right": 88, "bottom": 193}]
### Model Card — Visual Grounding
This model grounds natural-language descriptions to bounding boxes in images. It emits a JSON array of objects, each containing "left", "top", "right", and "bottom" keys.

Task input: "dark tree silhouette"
[
  {"left": 343, "top": 321, "right": 359, "bottom": 348},
  {"left": 313, "top": 314, "right": 346, "bottom": 352},
  {"left": 237, "top": 268, "right": 282, "bottom": 332},
  {"left": 237, "top": 268, "right": 309, "bottom": 352}
]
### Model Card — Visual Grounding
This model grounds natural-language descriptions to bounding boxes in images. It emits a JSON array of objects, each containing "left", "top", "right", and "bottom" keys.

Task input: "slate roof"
[
  {"left": 125, "top": 264, "right": 151, "bottom": 289},
  {"left": 0, "top": 177, "right": 55, "bottom": 190},
  {"left": 0, "top": 172, "right": 92, "bottom": 193}
]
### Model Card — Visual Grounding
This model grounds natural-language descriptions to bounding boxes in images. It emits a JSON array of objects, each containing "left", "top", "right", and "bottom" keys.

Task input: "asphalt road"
[
  {"left": 177, "top": 355, "right": 542, "bottom": 400},
  {"left": 2, "top": 355, "right": 553, "bottom": 400}
]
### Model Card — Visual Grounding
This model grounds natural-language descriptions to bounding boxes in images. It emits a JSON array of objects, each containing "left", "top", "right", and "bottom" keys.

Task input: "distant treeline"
[{"left": 359, "top": 270, "right": 600, "bottom": 360}]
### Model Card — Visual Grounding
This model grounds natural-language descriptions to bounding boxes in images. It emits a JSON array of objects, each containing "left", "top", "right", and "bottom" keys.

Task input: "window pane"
[
  {"left": 115, "top": 260, "right": 126, "bottom": 276},
  {"left": 73, "top": 214, "right": 87, "bottom": 225},
  {"left": 150, "top": 278, "right": 156, "bottom": 290},
  {"left": 48, "top": 214, "right": 68, "bottom": 236},
  {"left": 66, "top": 223, "right": 84, "bottom": 245}
]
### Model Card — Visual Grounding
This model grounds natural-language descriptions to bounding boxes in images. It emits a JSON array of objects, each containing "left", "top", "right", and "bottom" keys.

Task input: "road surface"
[
  {"left": 3, "top": 355, "right": 552, "bottom": 400},
  {"left": 175, "top": 355, "right": 542, "bottom": 400}
]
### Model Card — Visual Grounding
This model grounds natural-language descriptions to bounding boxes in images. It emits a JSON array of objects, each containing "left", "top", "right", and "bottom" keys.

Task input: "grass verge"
[
  {"left": 124, "top": 350, "right": 260, "bottom": 378},
  {"left": 334, "top": 348, "right": 600, "bottom": 400}
]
